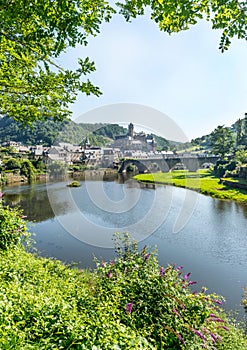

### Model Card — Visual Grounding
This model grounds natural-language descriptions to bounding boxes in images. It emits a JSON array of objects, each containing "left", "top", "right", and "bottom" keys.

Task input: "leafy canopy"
[
  {"left": 210, "top": 125, "right": 234, "bottom": 159},
  {"left": 0, "top": 0, "right": 246, "bottom": 124},
  {"left": 0, "top": 0, "right": 114, "bottom": 124}
]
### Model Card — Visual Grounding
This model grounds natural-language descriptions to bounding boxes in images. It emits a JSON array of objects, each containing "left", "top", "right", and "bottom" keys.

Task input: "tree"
[
  {"left": 4, "top": 157, "right": 21, "bottom": 171},
  {"left": 0, "top": 0, "right": 114, "bottom": 124},
  {"left": 1, "top": 1, "right": 246, "bottom": 124},
  {"left": 210, "top": 125, "right": 234, "bottom": 159},
  {"left": 236, "top": 118, "right": 243, "bottom": 146},
  {"left": 118, "top": 0, "right": 247, "bottom": 52},
  {"left": 20, "top": 159, "right": 35, "bottom": 181},
  {"left": 235, "top": 148, "right": 247, "bottom": 164}
]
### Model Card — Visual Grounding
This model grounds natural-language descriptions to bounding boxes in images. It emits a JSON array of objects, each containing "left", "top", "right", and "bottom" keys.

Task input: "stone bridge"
[{"left": 118, "top": 155, "right": 219, "bottom": 173}]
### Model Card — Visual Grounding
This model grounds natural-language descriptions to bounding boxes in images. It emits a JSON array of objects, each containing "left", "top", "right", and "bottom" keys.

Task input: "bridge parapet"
[{"left": 118, "top": 155, "right": 219, "bottom": 173}]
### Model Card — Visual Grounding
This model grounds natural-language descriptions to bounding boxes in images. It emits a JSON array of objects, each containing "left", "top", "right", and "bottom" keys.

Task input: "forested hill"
[
  {"left": 191, "top": 114, "right": 247, "bottom": 152},
  {"left": 0, "top": 117, "right": 173, "bottom": 149}
]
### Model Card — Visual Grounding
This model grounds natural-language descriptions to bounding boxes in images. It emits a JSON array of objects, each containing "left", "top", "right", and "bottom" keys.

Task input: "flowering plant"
[{"left": 94, "top": 233, "right": 232, "bottom": 349}]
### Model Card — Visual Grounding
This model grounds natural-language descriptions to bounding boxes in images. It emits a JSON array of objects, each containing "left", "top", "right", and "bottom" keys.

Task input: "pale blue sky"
[{"left": 59, "top": 12, "right": 247, "bottom": 141}]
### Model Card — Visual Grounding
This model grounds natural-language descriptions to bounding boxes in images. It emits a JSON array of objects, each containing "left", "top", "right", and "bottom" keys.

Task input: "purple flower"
[
  {"left": 144, "top": 253, "right": 151, "bottom": 261},
  {"left": 221, "top": 325, "right": 229, "bottom": 331},
  {"left": 193, "top": 329, "right": 205, "bottom": 340},
  {"left": 188, "top": 281, "right": 197, "bottom": 286},
  {"left": 178, "top": 334, "right": 185, "bottom": 344},
  {"left": 110, "top": 260, "right": 115, "bottom": 266},
  {"left": 125, "top": 302, "right": 134, "bottom": 313},
  {"left": 160, "top": 267, "right": 165, "bottom": 277},
  {"left": 176, "top": 265, "right": 183, "bottom": 271},
  {"left": 183, "top": 272, "right": 191, "bottom": 280},
  {"left": 101, "top": 261, "right": 106, "bottom": 268},
  {"left": 21, "top": 215, "right": 27, "bottom": 219},
  {"left": 213, "top": 299, "right": 223, "bottom": 305},
  {"left": 0, "top": 192, "right": 4, "bottom": 199},
  {"left": 209, "top": 332, "right": 218, "bottom": 343},
  {"left": 107, "top": 271, "right": 112, "bottom": 279},
  {"left": 209, "top": 316, "right": 224, "bottom": 323},
  {"left": 173, "top": 308, "right": 181, "bottom": 317}
]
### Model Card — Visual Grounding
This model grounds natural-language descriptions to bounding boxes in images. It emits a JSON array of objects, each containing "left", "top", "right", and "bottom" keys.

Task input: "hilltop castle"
[{"left": 110, "top": 123, "right": 157, "bottom": 152}]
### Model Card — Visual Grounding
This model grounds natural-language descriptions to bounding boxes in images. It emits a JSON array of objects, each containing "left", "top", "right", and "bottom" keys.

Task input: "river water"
[{"left": 3, "top": 175, "right": 247, "bottom": 318}]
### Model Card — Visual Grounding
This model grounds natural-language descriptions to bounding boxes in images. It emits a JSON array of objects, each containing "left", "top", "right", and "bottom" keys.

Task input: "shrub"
[
  {"left": 0, "top": 201, "right": 28, "bottom": 250},
  {"left": 94, "top": 233, "right": 242, "bottom": 349}
]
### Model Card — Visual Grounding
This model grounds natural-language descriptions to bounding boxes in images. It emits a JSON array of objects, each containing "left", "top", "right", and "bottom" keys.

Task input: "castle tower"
[{"left": 128, "top": 123, "right": 134, "bottom": 138}]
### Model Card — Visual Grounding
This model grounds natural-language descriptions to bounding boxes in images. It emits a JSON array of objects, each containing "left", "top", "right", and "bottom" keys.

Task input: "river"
[{"left": 3, "top": 174, "right": 247, "bottom": 319}]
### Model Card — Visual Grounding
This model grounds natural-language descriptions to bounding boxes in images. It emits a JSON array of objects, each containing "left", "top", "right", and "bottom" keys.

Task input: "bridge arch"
[
  {"left": 170, "top": 162, "right": 187, "bottom": 171},
  {"left": 118, "top": 159, "right": 149, "bottom": 174},
  {"left": 118, "top": 155, "right": 219, "bottom": 174}
]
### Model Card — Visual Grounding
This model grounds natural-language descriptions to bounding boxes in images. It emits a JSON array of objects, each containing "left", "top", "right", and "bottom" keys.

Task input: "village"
[{"left": 0, "top": 123, "right": 174, "bottom": 171}]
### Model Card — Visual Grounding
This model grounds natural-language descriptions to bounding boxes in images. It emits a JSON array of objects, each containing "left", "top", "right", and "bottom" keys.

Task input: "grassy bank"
[
  {"left": 134, "top": 170, "right": 247, "bottom": 203},
  {"left": 1, "top": 235, "right": 247, "bottom": 349}
]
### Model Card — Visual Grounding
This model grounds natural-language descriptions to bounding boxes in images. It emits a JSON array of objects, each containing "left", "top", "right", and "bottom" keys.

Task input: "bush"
[
  {"left": 94, "top": 233, "right": 247, "bottom": 349},
  {"left": 213, "top": 160, "right": 237, "bottom": 178},
  {"left": 0, "top": 203, "right": 28, "bottom": 250}
]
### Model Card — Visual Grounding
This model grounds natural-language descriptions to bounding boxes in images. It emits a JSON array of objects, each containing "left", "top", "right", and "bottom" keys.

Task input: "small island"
[{"left": 67, "top": 180, "right": 81, "bottom": 187}]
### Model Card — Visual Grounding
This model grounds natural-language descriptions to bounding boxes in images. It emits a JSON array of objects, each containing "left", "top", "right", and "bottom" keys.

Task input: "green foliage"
[
  {"left": 0, "top": 205, "right": 28, "bottom": 250},
  {"left": 93, "top": 124, "right": 128, "bottom": 139},
  {"left": 151, "top": 134, "right": 169, "bottom": 151},
  {"left": 3, "top": 157, "right": 21, "bottom": 171},
  {"left": 210, "top": 126, "right": 234, "bottom": 159},
  {"left": 0, "top": 116, "right": 80, "bottom": 146},
  {"left": 213, "top": 160, "right": 237, "bottom": 178},
  {"left": 0, "top": 0, "right": 114, "bottom": 123},
  {"left": 20, "top": 159, "right": 35, "bottom": 179},
  {"left": 32, "top": 158, "right": 46, "bottom": 173},
  {"left": 1, "top": 1, "right": 246, "bottom": 124},
  {"left": 235, "top": 149, "right": 247, "bottom": 164},
  {"left": 117, "top": 0, "right": 247, "bottom": 52},
  {"left": 67, "top": 180, "right": 81, "bottom": 187},
  {"left": 0, "top": 233, "right": 247, "bottom": 349}
]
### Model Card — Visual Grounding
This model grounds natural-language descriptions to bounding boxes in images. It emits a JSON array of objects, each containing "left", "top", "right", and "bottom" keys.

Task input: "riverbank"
[
  {"left": 1, "top": 240, "right": 247, "bottom": 349},
  {"left": 134, "top": 170, "right": 247, "bottom": 203},
  {"left": 0, "top": 168, "right": 119, "bottom": 187}
]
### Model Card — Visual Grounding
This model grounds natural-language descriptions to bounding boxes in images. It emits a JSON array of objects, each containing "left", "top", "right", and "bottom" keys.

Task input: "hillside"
[
  {"left": 188, "top": 114, "right": 247, "bottom": 154},
  {"left": 0, "top": 117, "right": 109, "bottom": 146},
  {"left": 0, "top": 117, "right": 174, "bottom": 150}
]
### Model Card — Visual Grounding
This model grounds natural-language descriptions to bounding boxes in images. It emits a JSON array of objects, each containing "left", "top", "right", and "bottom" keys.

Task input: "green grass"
[{"left": 134, "top": 170, "right": 247, "bottom": 203}]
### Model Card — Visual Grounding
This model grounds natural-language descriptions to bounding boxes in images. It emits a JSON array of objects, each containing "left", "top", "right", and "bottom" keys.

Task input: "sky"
[{"left": 59, "top": 10, "right": 247, "bottom": 142}]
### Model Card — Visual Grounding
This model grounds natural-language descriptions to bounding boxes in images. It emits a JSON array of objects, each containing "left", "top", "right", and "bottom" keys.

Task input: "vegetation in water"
[
  {"left": 67, "top": 180, "right": 81, "bottom": 187},
  {"left": 134, "top": 170, "right": 247, "bottom": 203}
]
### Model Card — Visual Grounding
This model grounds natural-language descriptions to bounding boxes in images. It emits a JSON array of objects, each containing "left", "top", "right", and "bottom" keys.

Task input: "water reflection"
[
  {"left": 2, "top": 177, "right": 247, "bottom": 319},
  {"left": 4, "top": 183, "right": 56, "bottom": 222}
]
